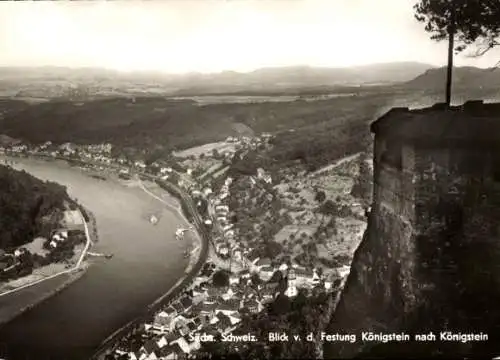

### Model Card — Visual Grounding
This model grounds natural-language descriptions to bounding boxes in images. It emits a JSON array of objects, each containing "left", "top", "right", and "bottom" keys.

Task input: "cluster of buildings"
[
  {"left": 1, "top": 134, "right": 353, "bottom": 360},
  {"left": 0, "top": 209, "right": 86, "bottom": 278},
  {"left": 116, "top": 255, "right": 343, "bottom": 360},
  {"left": 0, "top": 248, "right": 29, "bottom": 274},
  {"left": 225, "top": 133, "right": 273, "bottom": 151},
  {"left": 47, "top": 230, "right": 69, "bottom": 249}
]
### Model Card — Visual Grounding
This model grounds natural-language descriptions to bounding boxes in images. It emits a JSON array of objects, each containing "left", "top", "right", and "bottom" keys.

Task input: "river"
[{"left": 0, "top": 157, "right": 191, "bottom": 360}]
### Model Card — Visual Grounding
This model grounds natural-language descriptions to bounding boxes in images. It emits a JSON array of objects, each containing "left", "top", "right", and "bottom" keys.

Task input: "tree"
[
  {"left": 251, "top": 273, "right": 262, "bottom": 287},
  {"left": 318, "top": 199, "right": 339, "bottom": 216},
  {"left": 314, "top": 190, "right": 326, "bottom": 203},
  {"left": 212, "top": 269, "right": 230, "bottom": 287},
  {"left": 414, "top": 0, "right": 500, "bottom": 106},
  {"left": 269, "top": 293, "right": 291, "bottom": 315},
  {"left": 351, "top": 153, "right": 372, "bottom": 203}
]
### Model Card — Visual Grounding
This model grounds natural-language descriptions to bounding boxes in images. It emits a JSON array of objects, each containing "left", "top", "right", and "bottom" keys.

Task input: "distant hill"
[
  {"left": 0, "top": 62, "right": 434, "bottom": 98},
  {"left": 404, "top": 66, "right": 500, "bottom": 89},
  {"left": 0, "top": 164, "right": 70, "bottom": 250}
]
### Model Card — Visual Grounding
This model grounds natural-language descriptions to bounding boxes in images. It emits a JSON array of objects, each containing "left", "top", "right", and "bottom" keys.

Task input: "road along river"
[{"left": 0, "top": 157, "right": 193, "bottom": 360}]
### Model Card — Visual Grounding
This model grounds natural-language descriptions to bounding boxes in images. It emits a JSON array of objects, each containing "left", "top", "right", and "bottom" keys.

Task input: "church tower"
[{"left": 284, "top": 268, "right": 298, "bottom": 298}]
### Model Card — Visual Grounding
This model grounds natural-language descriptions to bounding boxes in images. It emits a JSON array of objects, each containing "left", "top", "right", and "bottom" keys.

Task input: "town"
[{"left": 0, "top": 131, "right": 369, "bottom": 360}]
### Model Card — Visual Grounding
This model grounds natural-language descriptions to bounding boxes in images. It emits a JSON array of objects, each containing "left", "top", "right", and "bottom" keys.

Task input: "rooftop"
[{"left": 371, "top": 100, "right": 500, "bottom": 143}]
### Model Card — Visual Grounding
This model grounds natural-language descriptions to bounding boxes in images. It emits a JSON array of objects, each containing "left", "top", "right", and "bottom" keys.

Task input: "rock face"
[{"left": 324, "top": 102, "right": 500, "bottom": 358}]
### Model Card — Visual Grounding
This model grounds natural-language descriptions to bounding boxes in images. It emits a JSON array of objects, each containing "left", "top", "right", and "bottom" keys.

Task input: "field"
[{"left": 173, "top": 141, "right": 236, "bottom": 158}]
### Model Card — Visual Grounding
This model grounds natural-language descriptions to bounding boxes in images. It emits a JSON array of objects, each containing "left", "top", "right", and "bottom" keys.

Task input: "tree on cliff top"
[{"left": 414, "top": 0, "right": 500, "bottom": 106}]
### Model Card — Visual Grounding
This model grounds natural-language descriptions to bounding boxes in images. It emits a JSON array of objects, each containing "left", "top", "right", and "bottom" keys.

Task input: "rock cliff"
[{"left": 323, "top": 104, "right": 500, "bottom": 358}]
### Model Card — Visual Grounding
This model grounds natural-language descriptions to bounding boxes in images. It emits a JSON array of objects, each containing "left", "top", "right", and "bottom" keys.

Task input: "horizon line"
[{"left": 0, "top": 61, "right": 450, "bottom": 75}]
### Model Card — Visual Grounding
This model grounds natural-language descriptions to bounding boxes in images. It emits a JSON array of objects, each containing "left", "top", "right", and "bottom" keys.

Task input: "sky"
[{"left": 1, "top": 0, "right": 499, "bottom": 74}]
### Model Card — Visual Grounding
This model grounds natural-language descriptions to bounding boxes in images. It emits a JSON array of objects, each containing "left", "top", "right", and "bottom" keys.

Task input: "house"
[
  {"left": 13, "top": 248, "right": 24, "bottom": 257},
  {"left": 254, "top": 257, "right": 272, "bottom": 272},
  {"left": 170, "top": 336, "right": 192, "bottom": 354},
  {"left": 172, "top": 302, "right": 184, "bottom": 313},
  {"left": 152, "top": 307, "right": 176, "bottom": 330},
  {"left": 139, "top": 339, "right": 159, "bottom": 359},
  {"left": 229, "top": 274, "right": 240, "bottom": 286},
  {"left": 278, "top": 263, "right": 289, "bottom": 272},
  {"left": 259, "top": 266, "right": 275, "bottom": 281},
  {"left": 191, "top": 189, "right": 201, "bottom": 197},
  {"left": 294, "top": 268, "right": 316, "bottom": 285},
  {"left": 246, "top": 253, "right": 260, "bottom": 268},
  {"left": 217, "top": 244, "right": 229, "bottom": 256},
  {"left": 233, "top": 249, "right": 243, "bottom": 261},
  {"left": 204, "top": 294, "right": 218, "bottom": 305},
  {"left": 156, "top": 336, "right": 168, "bottom": 349},
  {"left": 243, "top": 298, "right": 260, "bottom": 314},
  {"left": 259, "top": 287, "right": 276, "bottom": 303},
  {"left": 172, "top": 314, "right": 189, "bottom": 330},
  {"left": 336, "top": 265, "right": 351, "bottom": 278},
  {"left": 219, "top": 192, "right": 228, "bottom": 200},
  {"left": 200, "top": 302, "right": 216, "bottom": 316},
  {"left": 215, "top": 299, "right": 240, "bottom": 316},
  {"left": 324, "top": 273, "right": 344, "bottom": 291},
  {"left": 179, "top": 296, "right": 193, "bottom": 311},
  {"left": 207, "top": 286, "right": 224, "bottom": 298},
  {"left": 192, "top": 290, "right": 207, "bottom": 304},
  {"left": 311, "top": 269, "right": 321, "bottom": 285},
  {"left": 221, "top": 287, "right": 235, "bottom": 301},
  {"left": 216, "top": 205, "right": 229, "bottom": 213},
  {"left": 228, "top": 313, "right": 242, "bottom": 326},
  {"left": 156, "top": 344, "right": 181, "bottom": 360},
  {"left": 239, "top": 269, "right": 251, "bottom": 279},
  {"left": 177, "top": 323, "right": 191, "bottom": 337},
  {"left": 127, "top": 351, "right": 140, "bottom": 360}
]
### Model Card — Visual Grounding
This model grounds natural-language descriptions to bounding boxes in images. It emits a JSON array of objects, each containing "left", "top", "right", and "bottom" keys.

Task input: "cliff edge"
[{"left": 324, "top": 103, "right": 500, "bottom": 358}]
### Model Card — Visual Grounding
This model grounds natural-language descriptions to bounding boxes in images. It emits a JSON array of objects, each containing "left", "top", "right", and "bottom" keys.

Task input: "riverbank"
[
  {"left": 91, "top": 178, "right": 210, "bottom": 360},
  {"left": 0, "top": 155, "right": 194, "bottom": 360},
  {"left": 0, "top": 206, "right": 93, "bottom": 327},
  {"left": 0, "top": 264, "right": 88, "bottom": 326},
  {"left": 0, "top": 157, "right": 95, "bottom": 327}
]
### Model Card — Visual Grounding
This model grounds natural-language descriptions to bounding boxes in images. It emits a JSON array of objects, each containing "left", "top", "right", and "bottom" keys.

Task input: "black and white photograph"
[{"left": 0, "top": 0, "right": 500, "bottom": 359}]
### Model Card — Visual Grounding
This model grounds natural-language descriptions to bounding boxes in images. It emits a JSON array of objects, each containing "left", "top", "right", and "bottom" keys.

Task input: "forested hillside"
[{"left": 0, "top": 164, "right": 69, "bottom": 250}]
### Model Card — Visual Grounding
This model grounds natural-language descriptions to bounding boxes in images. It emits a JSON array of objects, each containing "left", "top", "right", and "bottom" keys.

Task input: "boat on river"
[
  {"left": 150, "top": 215, "right": 159, "bottom": 225},
  {"left": 175, "top": 226, "right": 194, "bottom": 240},
  {"left": 88, "top": 252, "right": 114, "bottom": 259}
]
